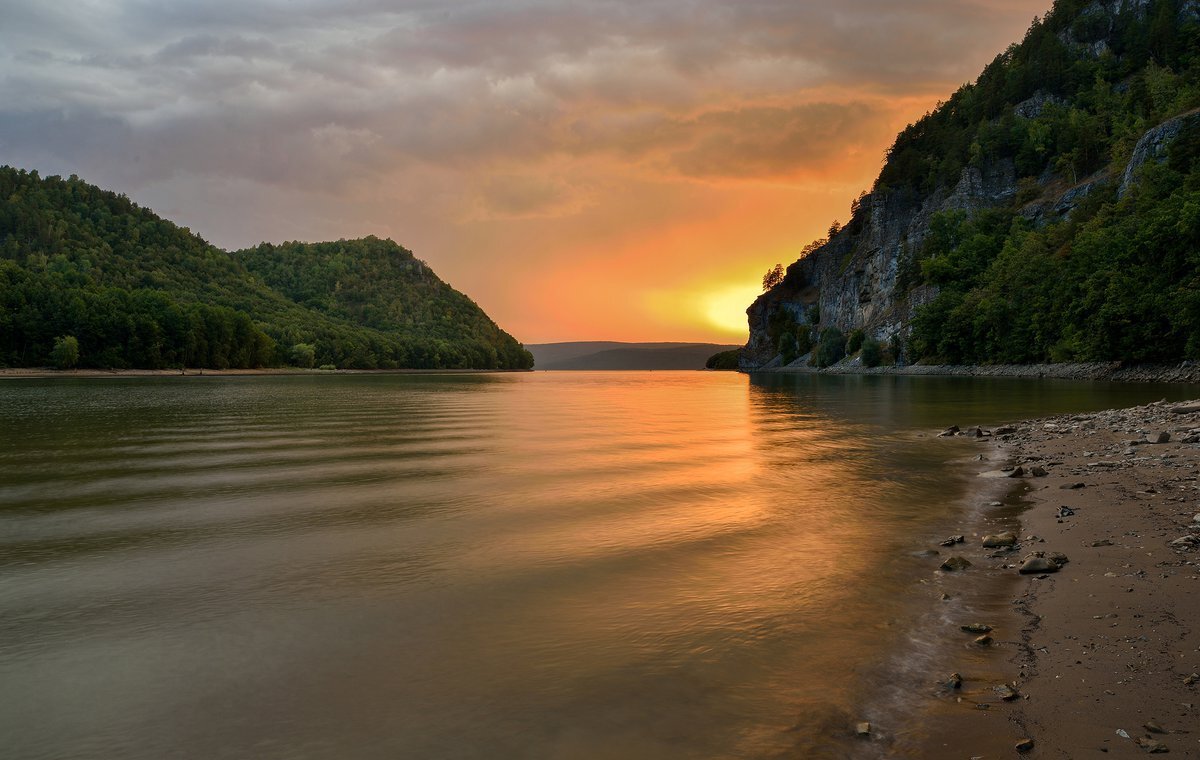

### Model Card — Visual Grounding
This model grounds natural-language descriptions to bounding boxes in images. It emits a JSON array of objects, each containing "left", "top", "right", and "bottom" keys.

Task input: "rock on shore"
[{"left": 990, "top": 399, "right": 1200, "bottom": 755}]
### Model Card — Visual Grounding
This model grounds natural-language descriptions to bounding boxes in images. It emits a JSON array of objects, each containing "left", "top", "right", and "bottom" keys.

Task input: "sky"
[{"left": 0, "top": 0, "right": 1050, "bottom": 343}]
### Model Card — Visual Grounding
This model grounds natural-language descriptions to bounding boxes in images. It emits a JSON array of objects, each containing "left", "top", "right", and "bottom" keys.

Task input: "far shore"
[
  {"left": 0, "top": 367, "right": 533, "bottom": 379},
  {"left": 747, "top": 359, "right": 1200, "bottom": 385},
  {"left": 910, "top": 399, "right": 1200, "bottom": 756}
]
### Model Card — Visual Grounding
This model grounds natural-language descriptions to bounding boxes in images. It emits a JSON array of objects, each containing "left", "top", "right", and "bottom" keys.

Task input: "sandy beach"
[{"left": 916, "top": 400, "right": 1200, "bottom": 757}]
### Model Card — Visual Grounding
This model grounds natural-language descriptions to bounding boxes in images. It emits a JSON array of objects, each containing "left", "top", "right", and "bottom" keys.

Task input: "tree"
[
  {"left": 50, "top": 335, "right": 79, "bottom": 369},
  {"left": 815, "top": 327, "right": 846, "bottom": 368},
  {"left": 290, "top": 342, "right": 316, "bottom": 368},
  {"left": 762, "top": 263, "right": 785, "bottom": 291}
]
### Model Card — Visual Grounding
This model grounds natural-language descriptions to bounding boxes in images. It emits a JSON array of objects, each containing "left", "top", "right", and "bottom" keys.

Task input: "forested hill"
[
  {"left": 745, "top": 0, "right": 1200, "bottom": 369},
  {"left": 0, "top": 167, "right": 533, "bottom": 370}
]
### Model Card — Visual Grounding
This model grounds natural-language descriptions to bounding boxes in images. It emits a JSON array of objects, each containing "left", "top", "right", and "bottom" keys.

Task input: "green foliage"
[
  {"left": 815, "top": 327, "right": 846, "bottom": 368},
  {"left": 0, "top": 167, "right": 532, "bottom": 370},
  {"left": 705, "top": 349, "right": 741, "bottom": 370},
  {"left": 860, "top": 337, "right": 883, "bottom": 367},
  {"left": 795, "top": 326, "right": 814, "bottom": 358},
  {"left": 778, "top": 331, "right": 799, "bottom": 365},
  {"left": 290, "top": 343, "right": 316, "bottom": 368},
  {"left": 846, "top": 329, "right": 865, "bottom": 354},
  {"left": 879, "top": 0, "right": 1200, "bottom": 366},
  {"left": 50, "top": 335, "right": 79, "bottom": 369},
  {"left": 909, "top": 159, "right": 1200, "bottom": 363},
  {"left": 875, "top": 0, "right": 1200, "bottom": 200}
]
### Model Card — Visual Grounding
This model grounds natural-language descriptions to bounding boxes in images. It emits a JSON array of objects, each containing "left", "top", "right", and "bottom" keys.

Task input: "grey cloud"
[
  {"left": 0, "top": 0, "right": 1048, "bottom": 245},
  {"left": 670, "top": 103, "right": 890, "bottom": 179}
]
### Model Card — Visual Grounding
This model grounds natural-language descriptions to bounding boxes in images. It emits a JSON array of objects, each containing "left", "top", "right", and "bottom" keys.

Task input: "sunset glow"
[{"left": 1, "top": 0, "right": 1051, "bottom": 343}]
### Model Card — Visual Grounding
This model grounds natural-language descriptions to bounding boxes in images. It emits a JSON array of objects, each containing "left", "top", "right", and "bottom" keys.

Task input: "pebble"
[
  {"left": 982, "top": 532, "right": 1017, "bottom": 548},
  {"left": 855, "top": 721, "right": 871, "bottom": 737},
  {"left": 960, "top": 623, "right": 993, "bottom": 633},
  {"left": 946, "top": 672, "right": 963, "bottom": 689},
  {"left": 1135, "top": 736, "right": 1169, "bottom": 753},
  {"left": 994, "top": 684, "right": 1020, "bottom": 701},
  {"left": 974, "top": 633, "right": 994, "bottom": 646},
  {"left": 1015, "top": 738, "right": 1035, "bottom": 752}
]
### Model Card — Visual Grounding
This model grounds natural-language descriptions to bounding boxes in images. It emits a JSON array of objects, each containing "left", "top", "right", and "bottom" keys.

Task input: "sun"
[{"left": 701, "top": 283, "right": 760, "bottom": 338}]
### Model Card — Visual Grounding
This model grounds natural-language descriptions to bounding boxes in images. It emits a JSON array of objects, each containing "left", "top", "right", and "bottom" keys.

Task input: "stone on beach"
[
  {"left": 1135, "top": 736, "right": 1170, "bottom": 753},
  {"left": 982, "top": 532, "right": 1017, "bottom": 548},
  {"left": 1019, "top": 556, "right": 1060, "bottom": 574},
  {"left": 854, "top": 721, "right": 871, "bottom": 737},
  {"left": 1015, "top": 738, "right": 1035, "bottom": 752},
  {"left": 940, "top": 556, "right": 972, "bottom": 571},
  {"left": 994, "top": 684, "right": 1020, "bottom": 701},
  {"left": 960, "top": 623, "right": 993, "bottom": 634}
]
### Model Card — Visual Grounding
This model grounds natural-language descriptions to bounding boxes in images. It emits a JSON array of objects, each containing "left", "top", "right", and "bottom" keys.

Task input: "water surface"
[{"left": 1, "top": 372, "right": 1195, "bottom": 759}]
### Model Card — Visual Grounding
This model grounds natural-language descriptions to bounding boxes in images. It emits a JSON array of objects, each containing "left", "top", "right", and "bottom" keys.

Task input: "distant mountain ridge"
[
  {"left": 0, "top": 167, "right": 533, "bottom": 370},
  {"left": 528, "top": 342, "right": 741, "bottom": 370}
]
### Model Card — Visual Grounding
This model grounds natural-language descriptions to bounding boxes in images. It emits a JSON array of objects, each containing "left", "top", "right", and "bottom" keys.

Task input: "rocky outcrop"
[
  {"left": 742, "top": 110, "right": 1200, "bottom": 370},
  {"left": 1119, "top": 108, "right": 1200, "bottom": 197},
  {"left": 742, "top": 158, "right": 1019, "bottom": 367}
]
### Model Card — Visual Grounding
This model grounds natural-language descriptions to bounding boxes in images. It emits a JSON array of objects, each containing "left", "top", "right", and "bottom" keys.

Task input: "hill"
[
  {"left": 744, "top": 0, "right": 1200, "bottom": 369},
  {"left": 527, "top": 342, "right": 741, "bottom": 370},
  {"left": 0, "top": 167, "right": 532, "bottom": 370}
]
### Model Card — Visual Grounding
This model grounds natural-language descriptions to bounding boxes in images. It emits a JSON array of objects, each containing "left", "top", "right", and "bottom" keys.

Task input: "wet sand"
[{"left": 914, "top": 400, "right": 1200, "bottom": 757}]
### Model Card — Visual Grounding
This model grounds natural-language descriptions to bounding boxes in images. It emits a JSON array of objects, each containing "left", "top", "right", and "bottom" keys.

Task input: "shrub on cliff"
[
  {"left": 778, "top": 332, "right": 799, "bottom": 364},
  {"left": 815, "top": 327, "right": 846, "bottom": 368},
  {"left": 846, "top": 329, "right": 866, "bottom": 354},
  {"left": 860, "top": 337, "right": 883, "bottom": 368}
]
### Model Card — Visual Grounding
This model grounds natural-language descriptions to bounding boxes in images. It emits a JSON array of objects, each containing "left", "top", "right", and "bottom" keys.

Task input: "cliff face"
[
  {"left": 743, "top": 158, "right": 1020, "bottom": 367},
  {"left": 742, "top": 0, "right": 1200, "bottom": 369}
]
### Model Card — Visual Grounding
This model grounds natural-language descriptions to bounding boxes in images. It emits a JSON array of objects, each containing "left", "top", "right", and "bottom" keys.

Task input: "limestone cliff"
[{"left": 742, "top": 0, "right": 1200, "bottom": 369}]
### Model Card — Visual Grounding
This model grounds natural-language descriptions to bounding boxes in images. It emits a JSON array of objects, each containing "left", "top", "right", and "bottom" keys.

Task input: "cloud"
[
  {"left": 0, "top": 0, "right": 1051, "bottom": 341},
  {"left": 669, "top": 103, "right": 892, "bottom": 180}
]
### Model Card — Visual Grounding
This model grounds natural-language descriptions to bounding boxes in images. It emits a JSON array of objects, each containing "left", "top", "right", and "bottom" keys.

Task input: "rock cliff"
[{"left": 742, "top": 0, "right": 1200, "bottom": 369}]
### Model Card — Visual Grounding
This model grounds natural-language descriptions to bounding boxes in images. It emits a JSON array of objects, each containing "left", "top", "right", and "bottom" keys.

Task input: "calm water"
[{"left": 1, "top": 372, "right": 1196, "bottom": 759}]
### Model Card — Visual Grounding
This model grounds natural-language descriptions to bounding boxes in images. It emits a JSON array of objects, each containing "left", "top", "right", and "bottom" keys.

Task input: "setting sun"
[{"left": 702, "top": 282, "right": 763, "bottom": 338}]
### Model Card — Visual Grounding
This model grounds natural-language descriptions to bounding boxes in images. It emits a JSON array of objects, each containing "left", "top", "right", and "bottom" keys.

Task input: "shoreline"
[
  {"left": 913, "top": 399, "right": 1200, "bottom": 756},
  {"left": 0, "top": 367, "right": 533, "bottom": 379},
  {"left": 748, "top": 361, "right": 1200, "bottom": 385}
]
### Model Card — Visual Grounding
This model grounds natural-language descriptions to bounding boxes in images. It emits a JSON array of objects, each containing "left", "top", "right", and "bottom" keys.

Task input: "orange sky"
[{"left": 2, "top": 0, "right": 1051, "bottom": 343}]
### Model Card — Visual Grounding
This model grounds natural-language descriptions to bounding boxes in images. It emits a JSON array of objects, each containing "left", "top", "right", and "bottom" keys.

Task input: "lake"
[{"left": 1, "top": 372, "right": 1195, "bottom": 759}]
